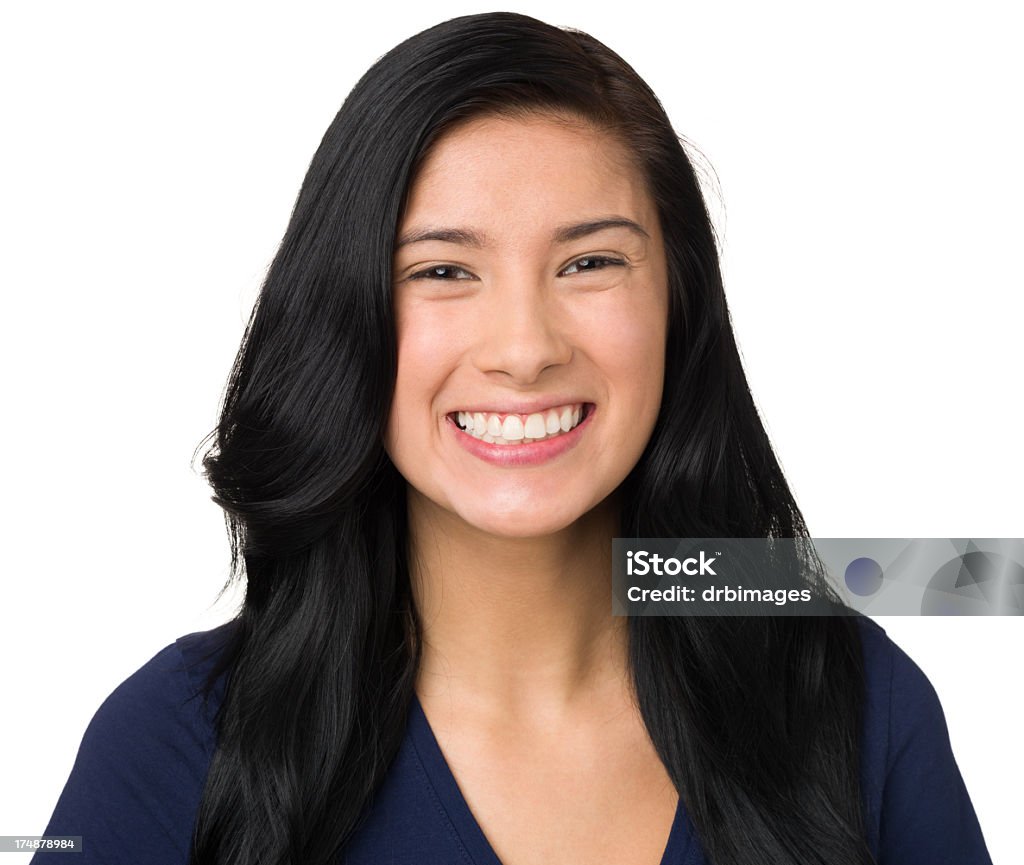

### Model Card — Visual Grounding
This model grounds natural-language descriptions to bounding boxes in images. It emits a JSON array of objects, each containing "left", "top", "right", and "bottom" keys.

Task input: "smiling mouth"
[{"left": 449, "top": 403, "right": 590, "bottom": 445}]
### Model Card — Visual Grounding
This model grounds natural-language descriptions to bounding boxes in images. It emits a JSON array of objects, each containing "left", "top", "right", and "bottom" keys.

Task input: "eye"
[
  {"left": 559, "top": 255, "right": 626, "bottom": 276},
  {"left": 408, "top": 264, "right": 476, "bottom": 281}
]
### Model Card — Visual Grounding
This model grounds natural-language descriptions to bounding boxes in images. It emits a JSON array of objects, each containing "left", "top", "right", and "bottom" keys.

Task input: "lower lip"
[{"left": 449, "top": 406, "right": 595, "bottom": 467}]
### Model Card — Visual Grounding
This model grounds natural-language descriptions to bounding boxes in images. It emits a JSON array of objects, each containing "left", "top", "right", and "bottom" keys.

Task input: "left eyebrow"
[{"left": 552, "top": 217, "right": 650, "bottom": 244}]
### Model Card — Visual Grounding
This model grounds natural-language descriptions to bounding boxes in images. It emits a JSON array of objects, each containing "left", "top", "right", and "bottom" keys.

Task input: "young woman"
[{"left": 33, "top": 13, "right": 992, "bottom": 865}]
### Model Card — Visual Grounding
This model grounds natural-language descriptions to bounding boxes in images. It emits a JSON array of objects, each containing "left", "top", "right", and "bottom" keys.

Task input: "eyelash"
[
  {"left": 559, "top": 255, "right": 625, "bottom": 276},
  {"left": 408, "top": 264, "right": 475, "bottom": 281},
  {"left": 407, "top": 255, "right": 626, "bottom": 281}
]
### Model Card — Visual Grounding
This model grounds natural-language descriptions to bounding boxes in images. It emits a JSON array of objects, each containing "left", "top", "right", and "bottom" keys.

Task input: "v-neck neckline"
[{"left": 408, "top": 691, "right": 690, "bottom": 865}]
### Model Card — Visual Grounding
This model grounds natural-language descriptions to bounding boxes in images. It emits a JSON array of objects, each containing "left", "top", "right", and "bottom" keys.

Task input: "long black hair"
[{"left": 191, "top": 12, "right": 872, "bottom": 865}]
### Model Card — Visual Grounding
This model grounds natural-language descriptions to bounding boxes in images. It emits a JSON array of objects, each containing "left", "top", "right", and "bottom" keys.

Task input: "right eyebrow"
[{"left": 394, "top": 227, "right": 490, "bottom": 250}]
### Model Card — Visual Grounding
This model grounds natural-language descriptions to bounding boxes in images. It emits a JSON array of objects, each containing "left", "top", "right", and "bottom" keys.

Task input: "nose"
[{"left": 472, "top": 278, "right": 573, "bottom": 384}]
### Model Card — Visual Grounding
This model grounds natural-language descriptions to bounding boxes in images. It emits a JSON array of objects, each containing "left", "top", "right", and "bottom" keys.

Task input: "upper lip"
[{"left": 447, "top": 397, "right": 592, "bottom": 415}]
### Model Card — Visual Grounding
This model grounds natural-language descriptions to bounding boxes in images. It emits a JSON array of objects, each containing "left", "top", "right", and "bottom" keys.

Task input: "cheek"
[
  {"left": 577, "top": 288, "right": 668, "bottom": 406},
  {"left": 394, "top": 302, "right": 450, "bottom": 373},
  {"left": 386, "top": 303, "right": 460, "bottom": 446}
]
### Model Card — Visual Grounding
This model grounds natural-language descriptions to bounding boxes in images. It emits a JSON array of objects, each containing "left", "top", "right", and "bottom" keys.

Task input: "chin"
[{"left": 455, "top": 498, "right": 602, "bottom": 540}]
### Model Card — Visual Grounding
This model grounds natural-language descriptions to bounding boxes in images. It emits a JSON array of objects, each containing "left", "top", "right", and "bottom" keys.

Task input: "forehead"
[{"left": 399, "top": 114, "right": 655, "bottom": 236}]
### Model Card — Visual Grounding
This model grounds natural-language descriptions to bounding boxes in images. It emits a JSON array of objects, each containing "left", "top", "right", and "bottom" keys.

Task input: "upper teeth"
[{"left": 454, "top": 404, "right": 585, "bottom": 444}]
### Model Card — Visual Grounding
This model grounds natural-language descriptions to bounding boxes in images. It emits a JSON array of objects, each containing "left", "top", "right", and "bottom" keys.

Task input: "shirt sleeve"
[
  {"left": 30, "top": 641, "right": 217, "bottom": 865},
  {"left": 876, "top": 638, "right": 993, "bottom": 865}
]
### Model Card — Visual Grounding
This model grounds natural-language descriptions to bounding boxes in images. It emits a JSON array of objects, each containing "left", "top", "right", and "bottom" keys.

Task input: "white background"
[{"left": 2, "top": 1, "right": 1020, "bottom": 862}]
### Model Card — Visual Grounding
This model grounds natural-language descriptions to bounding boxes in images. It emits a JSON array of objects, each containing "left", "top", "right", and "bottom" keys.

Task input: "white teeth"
[
  {"left": 524, "top": 413, "right": 547, "bottom": 439},
  {"left": 501, "top": 416, "right": 525, "bottom": 441},
  {"left": 453, "top": 403, "right": 587, "bottom": 445}
]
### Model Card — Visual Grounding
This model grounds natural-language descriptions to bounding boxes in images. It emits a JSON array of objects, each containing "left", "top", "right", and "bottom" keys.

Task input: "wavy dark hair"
[{"left": 191, "top": 12, "right": 871, "bottom": 865}]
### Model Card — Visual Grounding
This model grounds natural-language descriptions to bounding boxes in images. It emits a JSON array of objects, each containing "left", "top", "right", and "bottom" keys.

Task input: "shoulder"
[
  {"left": 855, "top": 616, "right": 943, "bottom": 809},
  {"left": 33, "top": 620, "right": 239, "bottom": 865},
  {"left": 91, "top": 620, "right": 238, "bottom": 760},
  {"left": 855, "top": 615, "right": 942, "bottom": 735},
  {"left": 853, "top": 616, "right": 992, "bottom": 864},
  {"left": 854, "top": 615, "right": 954, "bottom": 774}
]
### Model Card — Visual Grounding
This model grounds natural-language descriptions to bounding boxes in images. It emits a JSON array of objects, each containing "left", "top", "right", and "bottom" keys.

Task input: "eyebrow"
[
  {"left": 553, "top": 217, "right": 650, "bottom": 243},
  {"left": 394, "top": 227, "right": 487, "bottom": 250},
  {"left": 394, "top": 217, "right": 649, "bottom": 250}
]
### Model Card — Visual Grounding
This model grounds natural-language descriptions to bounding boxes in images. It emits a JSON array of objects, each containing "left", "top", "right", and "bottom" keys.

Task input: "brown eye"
[
  {"left": 410, "top": 265, "right": 475, "bottom": 280},
  {"left": 560, "top": 256, "right": 625, "bottom": 276}
]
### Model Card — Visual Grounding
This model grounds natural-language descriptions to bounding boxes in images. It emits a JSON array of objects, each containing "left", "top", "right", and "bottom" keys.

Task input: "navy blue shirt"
[{"left": 32, "top": 618, "right": 993, "bottom": 864}]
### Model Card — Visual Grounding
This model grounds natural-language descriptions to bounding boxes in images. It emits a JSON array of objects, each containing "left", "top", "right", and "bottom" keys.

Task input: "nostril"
[{"left": 471, "top": 317, "right": 573, "bottom": 382}]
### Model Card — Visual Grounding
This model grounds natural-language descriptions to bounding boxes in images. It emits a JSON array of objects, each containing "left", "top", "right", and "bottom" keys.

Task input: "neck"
[{"left": 408, "top": 489, "right": 631, "bottom": 722}]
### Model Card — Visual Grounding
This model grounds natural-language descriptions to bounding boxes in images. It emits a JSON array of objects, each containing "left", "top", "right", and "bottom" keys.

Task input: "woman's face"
[{"left": 386, "top": 113, "right": 669, "bottom": 539}]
